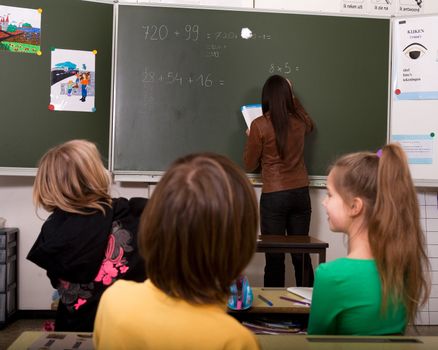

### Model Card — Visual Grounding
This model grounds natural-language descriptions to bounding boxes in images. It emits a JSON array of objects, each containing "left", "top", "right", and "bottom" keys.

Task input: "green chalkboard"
[
  {"left": 0, "top": 0, "right": 112, "bottom": 169},
  {"left": 113, "top": 5, "right": 390, "bottom": 177}
]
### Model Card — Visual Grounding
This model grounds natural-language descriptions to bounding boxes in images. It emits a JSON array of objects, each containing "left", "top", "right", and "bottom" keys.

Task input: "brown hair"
[
  {"left": 33, "top": 139, "right": 111, "bottom": 215},
  {"left": 331, "top": 143, "right": 430, "bottom": 323},
  {"left": 261, "top": 75, "right": 308, "bottom": 159},
  {"left": 139, "top": 153, "right": 258, "bottom": 304}
]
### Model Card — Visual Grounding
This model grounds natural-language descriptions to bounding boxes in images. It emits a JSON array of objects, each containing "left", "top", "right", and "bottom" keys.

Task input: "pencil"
[
  {"left": 279, "top": 296, "right": 311, "bottom": 306},
  {"left": 258, "top": 294, "right": 273, "bottom": 306}
]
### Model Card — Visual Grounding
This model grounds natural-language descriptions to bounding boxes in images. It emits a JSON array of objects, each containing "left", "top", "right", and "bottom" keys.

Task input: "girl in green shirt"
[{"left": 308, "top": 143, "right": 430, "bottom": 335}]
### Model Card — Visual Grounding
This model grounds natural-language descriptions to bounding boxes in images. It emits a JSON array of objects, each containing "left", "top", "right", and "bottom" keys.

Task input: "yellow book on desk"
[{"left": 287, "top": 287, "right": 313, "bottom": 302}]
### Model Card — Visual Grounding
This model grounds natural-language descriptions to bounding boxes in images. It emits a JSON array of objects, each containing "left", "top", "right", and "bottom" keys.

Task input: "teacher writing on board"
[{"left": 244, "top": 75, "right": 315, "bottom": 287}]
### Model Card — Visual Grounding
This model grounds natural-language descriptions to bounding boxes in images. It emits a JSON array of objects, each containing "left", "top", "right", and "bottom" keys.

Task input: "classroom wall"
[
  {"left": 115, "top": 0, "right": 438, "bottom": 15},
  {"left": 0, "top": 175, "right": 345, "bottom": 311},
  {"left": 1, "top": 0, "right": 438, "bottom": 324}
]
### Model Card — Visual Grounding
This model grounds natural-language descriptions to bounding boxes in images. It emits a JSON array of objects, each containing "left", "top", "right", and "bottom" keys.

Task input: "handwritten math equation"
[
  {"left": 268, "top": 62, "right": 300, "bottom": 74},
  {"left": 142, "top": 24, "right": 273, "bottom": 60},
  {"left": 142, "top": 24, "right": 200, "bottom": 41},
  {"left": 142, "top": 24, "right": 272, "bottom": 42},
  {"left": 204, "top": 44, "right": 226, "bottom": 58},
  {"left": 143, "top": 68, "right": 225, "bottom": 88},
  {"left": 205, "top": 31, "right": 271, "bottom": 40}
]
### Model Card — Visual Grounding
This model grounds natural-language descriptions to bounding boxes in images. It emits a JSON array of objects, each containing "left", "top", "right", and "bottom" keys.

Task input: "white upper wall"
[{"left": 105, "top": 0, "right": 438, "bottom": 15}]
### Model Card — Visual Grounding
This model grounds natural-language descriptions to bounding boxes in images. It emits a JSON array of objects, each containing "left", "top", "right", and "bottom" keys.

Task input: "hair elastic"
[{"left": 376, "top": 149, "right": 383, "bottom": 158}]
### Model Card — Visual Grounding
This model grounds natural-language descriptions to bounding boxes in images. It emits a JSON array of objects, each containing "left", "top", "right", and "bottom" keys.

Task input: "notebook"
[
  {"left": 241, "top": 104, "right": 262, "bottom": 129},
  {"left": 287, "top": 287, "right": 313, "bottom": 302}
]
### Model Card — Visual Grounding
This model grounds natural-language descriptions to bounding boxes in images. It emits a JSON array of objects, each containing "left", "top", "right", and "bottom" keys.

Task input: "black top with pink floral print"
[{"left": 27, "top": 197, "right": 147, "bottom": 331}]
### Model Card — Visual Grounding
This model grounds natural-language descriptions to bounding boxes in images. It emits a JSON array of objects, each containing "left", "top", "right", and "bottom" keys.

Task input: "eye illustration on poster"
[
  {"left": 49, "top": 48, "right": 96, "bottom": 112},
  {"left": 393, "top": 16, "right": 438, "bottom": 100},
  {"left": 0, "top": 5, "right": 42, "bottom": 55}
]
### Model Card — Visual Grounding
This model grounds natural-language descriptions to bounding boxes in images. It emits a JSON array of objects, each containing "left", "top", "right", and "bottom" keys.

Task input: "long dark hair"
[{"left": 261, "top": 75, "right": 296, "bottom": 159}]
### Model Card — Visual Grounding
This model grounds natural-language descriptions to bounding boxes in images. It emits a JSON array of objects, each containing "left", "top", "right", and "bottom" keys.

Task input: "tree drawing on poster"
[
  {"left": 0, "top": 5, "right": 42, "bottom": 55},
  {"left": 49, "top": 48, "right": 96, "bottom": 112}
]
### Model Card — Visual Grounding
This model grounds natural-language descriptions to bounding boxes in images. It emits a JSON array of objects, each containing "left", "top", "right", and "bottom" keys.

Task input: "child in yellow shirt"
[{"left": 94, "top": 153, "right": 260, "bottom": 350}]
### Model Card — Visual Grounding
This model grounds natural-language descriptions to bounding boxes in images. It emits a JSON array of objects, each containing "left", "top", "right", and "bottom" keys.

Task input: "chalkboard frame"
[
  {"left": 110, "top": 3, "right": 391, "bottom": 184},
  {"left": 0, "top": 0, "right": 113, "bottom": 176}
]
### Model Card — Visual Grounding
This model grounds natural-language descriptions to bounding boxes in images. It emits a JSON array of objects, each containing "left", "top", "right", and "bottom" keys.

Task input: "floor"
[
  {"left": 0, "top": 319, "right": 53, "bottom": 350},
  {"left": 0, "top": 318, "right": 52, "bottom": 349},
  {"left": 1, "top": 318, "right": 438, "bottom": 349}
]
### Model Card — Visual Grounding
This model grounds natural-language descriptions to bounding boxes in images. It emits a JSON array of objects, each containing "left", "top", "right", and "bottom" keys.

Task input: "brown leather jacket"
[{"left": 243, "top": 101, "right": 314, "bottom": 193}]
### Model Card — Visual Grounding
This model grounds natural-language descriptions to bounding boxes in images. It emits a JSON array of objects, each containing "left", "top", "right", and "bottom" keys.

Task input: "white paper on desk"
[
  {"left": 28, "top": 333, "right": 93, "bottom": 350},
  {"left": 241, "top": 104, "right": 262, "bottom": 129},
  {"left": 287, "top": 287, "right": 313, "bottom": 302}
]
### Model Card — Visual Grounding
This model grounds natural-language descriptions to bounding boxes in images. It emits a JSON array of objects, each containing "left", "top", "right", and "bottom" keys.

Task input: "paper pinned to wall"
[
  {"left": 241, "top": 104, "right": 262, "bottom": 129},
  {"left": 0, "top": 5, "right": 42, "bottom": 55},
  {"left": 49, "top": 48, "right": 96, "bottom": 112},
  {"left": 393, "top": 16, "right": 438, "bottom": 100}
]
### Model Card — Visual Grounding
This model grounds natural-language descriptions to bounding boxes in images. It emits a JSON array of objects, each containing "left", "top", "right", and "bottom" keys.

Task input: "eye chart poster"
[{"left": 393, "top": 16, "right": 438, "bottom": 100}]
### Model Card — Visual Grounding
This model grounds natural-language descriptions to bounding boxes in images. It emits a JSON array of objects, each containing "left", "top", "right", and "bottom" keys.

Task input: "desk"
[
  {"left": 9, "top": 332, "right": 438, "bottom": 350},
  {"left": 246, "top": 287, "right": 309, "bottom": 314},
  {"left": 228, "top": 287, "right": 309, "bottom": 329},
  {"left": 256, "top": 235, "right": 329, "bottom": 286},
  {"left": 8, "top": 332, "right": 91, "bottom": 350},
  {"left": 257, "top": 335, "right": 438, "bottom": 350}
]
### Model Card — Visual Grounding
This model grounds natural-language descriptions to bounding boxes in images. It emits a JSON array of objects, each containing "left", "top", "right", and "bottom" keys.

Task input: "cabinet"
[{"left": 0, "top": 228, "right": 18, "bottom": 328}]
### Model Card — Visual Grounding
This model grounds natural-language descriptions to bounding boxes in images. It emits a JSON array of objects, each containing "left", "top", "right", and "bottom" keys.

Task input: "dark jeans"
[{"left": 261, "top": 187, "right": 314, "bottom": 287}]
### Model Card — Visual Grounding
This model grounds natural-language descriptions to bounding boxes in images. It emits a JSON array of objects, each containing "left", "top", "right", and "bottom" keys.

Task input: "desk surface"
[
  {"left": 9, "top": 332, "right": 438, "bottom": 350},
  {"left": 257, "top": 335, "right": 438, "bottom": 350},
  {"left": 245, "top": 287, "right": 309, "bottom": 314},
  {"left": 8, "top": 332, "right": 79, "bottom": 350}
]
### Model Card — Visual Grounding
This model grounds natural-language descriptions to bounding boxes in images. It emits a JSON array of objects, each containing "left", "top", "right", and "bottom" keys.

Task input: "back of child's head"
[
  {"left": 139, "top": 153, "right": 258, "bottom": 305},
  {"left": 33, "top": 139, "right": 111, "bottom": 215},
  {"left": 330, "top": 143, "right": 429, "bottom": 323}
]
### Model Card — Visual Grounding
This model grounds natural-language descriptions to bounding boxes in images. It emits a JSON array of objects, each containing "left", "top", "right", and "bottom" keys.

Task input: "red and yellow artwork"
[{"left": 0, "top": 5, "right": 42, "bottom": 55}]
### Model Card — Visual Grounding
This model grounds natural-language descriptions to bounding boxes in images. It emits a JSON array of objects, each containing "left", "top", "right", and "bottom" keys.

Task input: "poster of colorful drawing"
[
  {"left": 0, "top": 5, "right": 41, "bottom": 55},
  {"left": 49, "top": 48, "right": 96, "bottom": 112}
]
